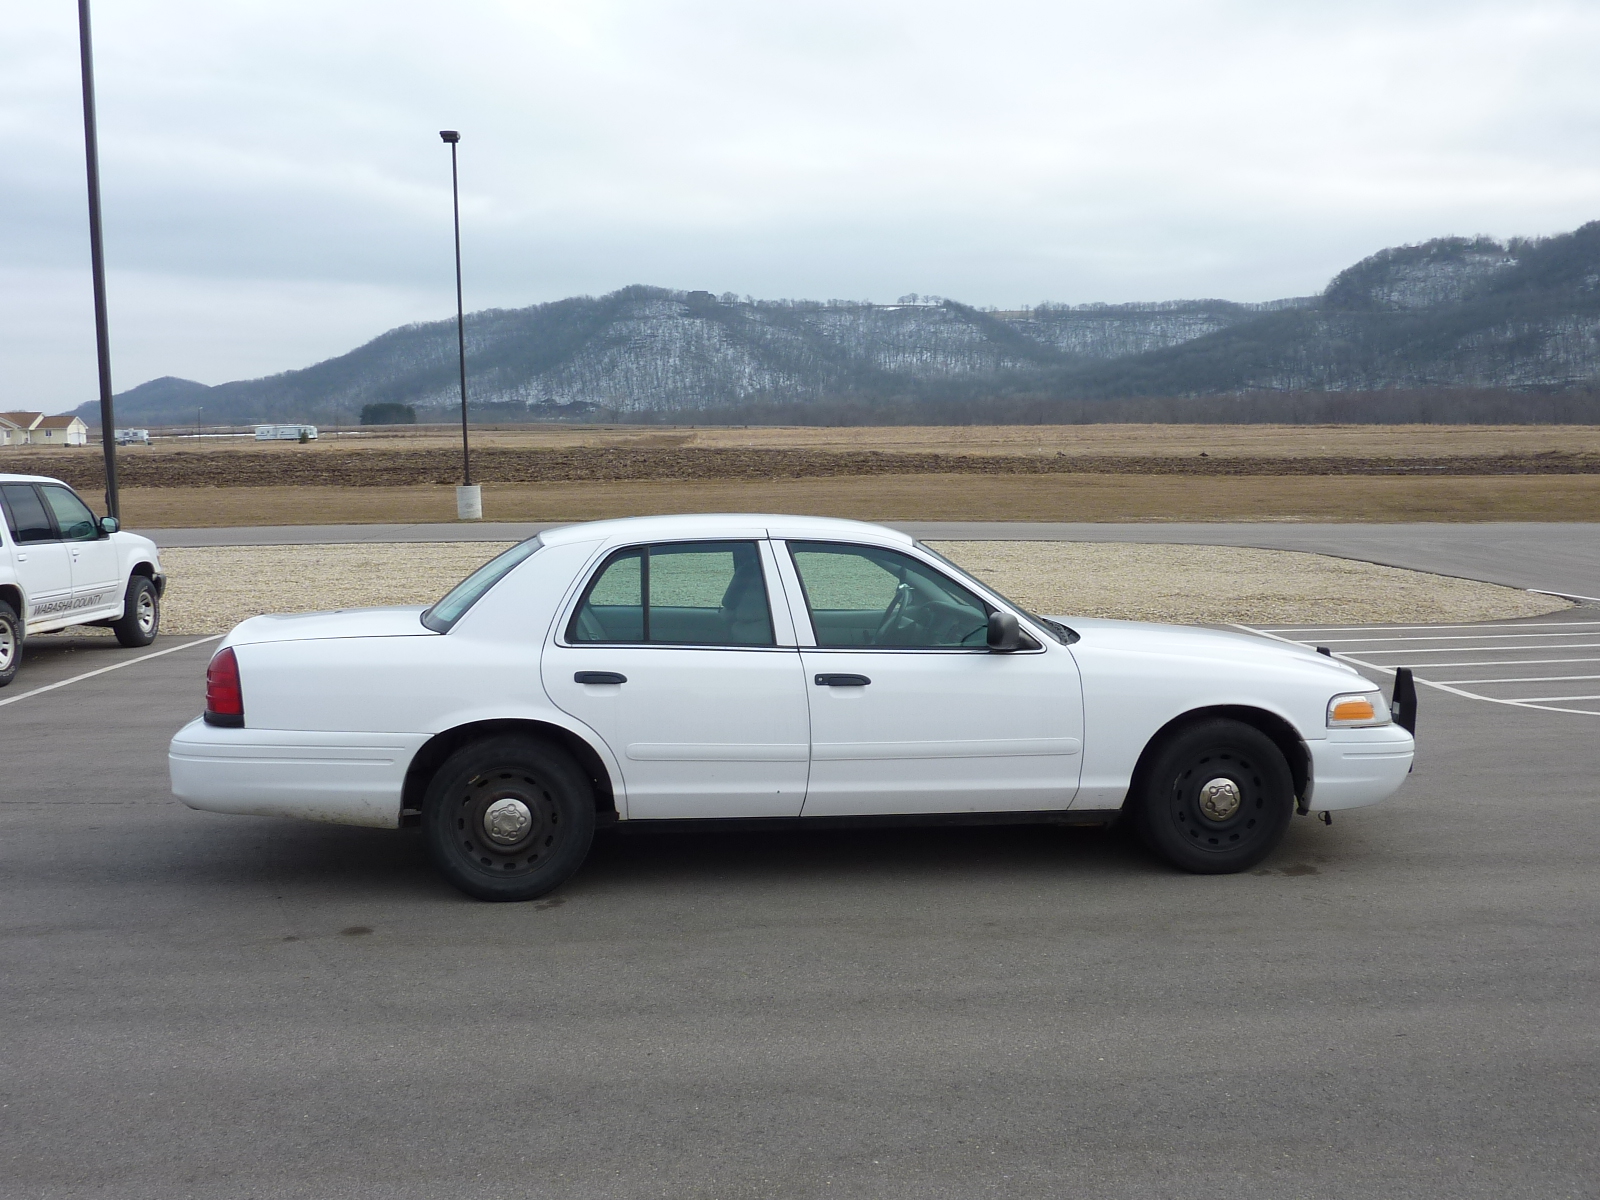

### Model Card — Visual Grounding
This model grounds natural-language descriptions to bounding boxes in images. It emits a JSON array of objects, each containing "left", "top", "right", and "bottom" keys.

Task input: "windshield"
[
  {"left": 421, "top": 537, "right": 543, "bottom": 632},
  {"left": 914, "top": 542, "right": 1077, "bottom": 644}
]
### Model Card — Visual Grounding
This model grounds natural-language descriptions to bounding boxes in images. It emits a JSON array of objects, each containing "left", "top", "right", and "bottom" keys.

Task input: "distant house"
[
  {"left": 33, "top": 415, "right": 89, "bottom": 446},
  {"left": 0, "top": 412, "right": 44, "bottom": 446}
]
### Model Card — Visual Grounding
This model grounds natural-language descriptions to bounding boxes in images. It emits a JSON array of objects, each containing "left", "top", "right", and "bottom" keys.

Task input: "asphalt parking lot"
[{"left": 2, "top": 613, "right": 1595, "bottom": 1199}]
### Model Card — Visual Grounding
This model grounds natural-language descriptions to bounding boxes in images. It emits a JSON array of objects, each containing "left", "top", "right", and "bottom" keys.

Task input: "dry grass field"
[
  {"left": 5, "top": 424, "right": 1598, "bottom": 525},
  {"left": 107, "top": 474, "right": 1600, "bottom": 528}
]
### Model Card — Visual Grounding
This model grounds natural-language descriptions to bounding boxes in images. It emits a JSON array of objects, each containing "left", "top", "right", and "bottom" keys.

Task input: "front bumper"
[
  {"left": 1307, "top": 724, "right": 1415, "bottom": 811},
  {"left": 168, "top": 718, "right": 428, "bottom": 829}
]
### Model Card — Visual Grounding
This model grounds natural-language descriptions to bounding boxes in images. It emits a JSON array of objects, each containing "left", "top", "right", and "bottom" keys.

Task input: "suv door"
[
  {"left": 780, "top": 540, "right": 1083, "bottom": 817},
  {"left": 542, "top": 538, "right": 811, "bottom": 819},
  {"left": 38, "top": 484, "right": 120, "bottom": 616},
  {"left": 0, "top": 484, "right": 73, "bottom": 626}
]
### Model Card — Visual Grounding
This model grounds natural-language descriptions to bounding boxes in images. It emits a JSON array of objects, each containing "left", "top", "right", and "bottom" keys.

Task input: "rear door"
[
  {"left": 542, "top": 538, "right": 811, "bottom": 820},
  {"left": 1, "top": 484, "right": 74, "bottom": 627},
  {"left": 38, "top": 484, "right": 121, "bottom": 617}
]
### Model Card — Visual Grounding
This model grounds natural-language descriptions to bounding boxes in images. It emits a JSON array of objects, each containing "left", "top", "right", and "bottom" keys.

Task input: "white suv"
[{"left": 0, "top": 473, "right": 166, "bottom": 688}]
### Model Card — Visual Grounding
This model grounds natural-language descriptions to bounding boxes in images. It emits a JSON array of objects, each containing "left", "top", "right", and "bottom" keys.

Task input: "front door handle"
[
  {"left": 574, "top": 671, "right": 627, "bottom": 685},
  {"left": 815, "top": 673, "right": 871, "bottom": 687}
]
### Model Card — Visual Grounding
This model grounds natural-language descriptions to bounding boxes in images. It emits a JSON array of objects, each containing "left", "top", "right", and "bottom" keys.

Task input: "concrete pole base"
[{"left": 455, "top": 484, "right": 482, "bottom": 520}]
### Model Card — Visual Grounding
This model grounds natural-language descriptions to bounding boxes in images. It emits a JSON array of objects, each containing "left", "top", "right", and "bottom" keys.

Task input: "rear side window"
[
  {"left": 0, "top": 484, "right": 57, "bottom": 545},
  {"left": 39, "top": 485, "right": 98, "bottom": 541},
  {"left": 568, "top": 541, "right": 774, "bottom": 646},
  {"left": 421, "top": 537, "right": 543, "bottom": 632}
]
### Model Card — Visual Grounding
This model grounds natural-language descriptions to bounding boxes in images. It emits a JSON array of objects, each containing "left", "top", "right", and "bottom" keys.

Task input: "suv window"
[
  {"left": 0, "top": 484, "right": 59, "bottom": 545},
  {"left": 569, "top": 541, "right": 774, "bottom": 646},
  {"left": 39, "top": 485, "right": 99, "bottom": 542},
  {"left": 788, "top": 541, "right": 991, "bottom": 649}
]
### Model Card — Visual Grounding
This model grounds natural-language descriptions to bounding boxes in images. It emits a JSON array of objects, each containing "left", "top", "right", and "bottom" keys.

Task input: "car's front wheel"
[
  {"left": 111, "top": 575, "right": 159, "bottom": 648},
  {"left": 422, "top": 736, "right": 596, "bottom": 901},
  {"left": 1131, "top": 719, "right": 1295, "bottom": 874},
  {"left": 0, "top": 599, "right": 20, "bottom": 688}
]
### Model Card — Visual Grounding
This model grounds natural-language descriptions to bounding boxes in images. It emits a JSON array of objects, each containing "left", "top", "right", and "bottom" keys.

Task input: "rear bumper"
[
  {"left": 168, "top": 718, "right": 427, "bottom": 829},
  {"left": 1308, "top": 724, "right": 1415, "bottom": 811}
]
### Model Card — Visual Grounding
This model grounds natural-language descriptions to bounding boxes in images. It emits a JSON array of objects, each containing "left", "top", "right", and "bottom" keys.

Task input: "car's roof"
[
  {"left": 539, "top": 513, "right": 915, "bottom": 548},
  {"left": 0, "top": 473, "right": 66, "bottom": 486}
]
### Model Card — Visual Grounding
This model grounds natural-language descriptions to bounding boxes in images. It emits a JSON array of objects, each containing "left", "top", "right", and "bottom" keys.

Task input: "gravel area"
[
  {"left": 140, "top": 540, "right": 1568, "bottom": 636},
  {"left": 928, "top": 541, "right": 1571, "bottom": 626}
]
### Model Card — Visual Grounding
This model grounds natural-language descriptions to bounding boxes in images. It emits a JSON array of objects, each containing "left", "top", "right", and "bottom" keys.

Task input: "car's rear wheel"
[
  {"left": 422, "top": 736, "right": 596, "bottom": 901},
  {"left": 1131, "top": 719, "right": 1295, "bottom": 874},
  {"left": 0, "top": 600, "right": 20, "bottom": 688},
  {"left": 111, "top": 576, "right": 159, "bottom": 648}
]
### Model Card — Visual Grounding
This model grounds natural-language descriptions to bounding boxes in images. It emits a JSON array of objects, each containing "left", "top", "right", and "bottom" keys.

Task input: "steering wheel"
[{"left": 872, "top": 583, "right": 911, "bottom": 644}]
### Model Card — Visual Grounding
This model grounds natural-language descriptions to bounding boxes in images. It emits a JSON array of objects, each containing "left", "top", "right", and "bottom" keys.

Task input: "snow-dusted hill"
[{"left": 90, "top": 222, "right": 1600, "bottom": 426}]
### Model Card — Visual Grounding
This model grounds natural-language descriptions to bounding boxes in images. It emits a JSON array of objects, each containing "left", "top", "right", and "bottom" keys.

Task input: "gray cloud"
[{"left": 6, "top": 0, "right": 1600, "bottom": 410}]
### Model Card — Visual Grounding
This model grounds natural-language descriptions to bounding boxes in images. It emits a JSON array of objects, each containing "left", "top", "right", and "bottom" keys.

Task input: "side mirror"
[
  {"left": 987, "top": 610, "right": 1023, "bottom": 652},
  {"left": 99, "top": 516, "right": 120, "bottom": 536}
]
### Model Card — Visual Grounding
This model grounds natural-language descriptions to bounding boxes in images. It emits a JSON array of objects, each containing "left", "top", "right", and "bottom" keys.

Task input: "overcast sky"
[{"left": 6, "top": 0, "right": 1600, "bottom": 411}]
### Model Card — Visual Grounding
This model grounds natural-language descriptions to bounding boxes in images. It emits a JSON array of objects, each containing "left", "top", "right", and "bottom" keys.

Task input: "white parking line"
[
  {"left": 1233, "top": 620, "right": 1600, "bottom": 717},
  {"left": 0, "top": 636, "right": 223, "bottom": 710},
  {"left": 1258, "top": 620, "right": 1600, "bottom": 633},
  {"left": 1336, "top": 642, "right": 1600, "bottom": 655},
  {"left": 1435, "top": 674, "right": 1600, "bottom": 685}
]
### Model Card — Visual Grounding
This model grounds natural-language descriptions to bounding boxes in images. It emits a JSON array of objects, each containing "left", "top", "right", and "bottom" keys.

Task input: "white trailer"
[{"left": 253, "top": 424, "right": 319, "bottom": 441}]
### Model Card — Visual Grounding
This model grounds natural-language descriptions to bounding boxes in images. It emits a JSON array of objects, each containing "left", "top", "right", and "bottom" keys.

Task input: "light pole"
[
  {"left": 78, "top": 0, "right": 119, "bottom": 520},
  {"left": 439, "top": 130, "right": 479, "bottom": 520}
]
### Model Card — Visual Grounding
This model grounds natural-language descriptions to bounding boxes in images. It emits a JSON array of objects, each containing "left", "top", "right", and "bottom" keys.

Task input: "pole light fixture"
[
  {"left": 78, "top": 0, "right": 119, "bottom": 520},
  {"left": 440, "top": 129, "right": 479, "bottom": 520}
]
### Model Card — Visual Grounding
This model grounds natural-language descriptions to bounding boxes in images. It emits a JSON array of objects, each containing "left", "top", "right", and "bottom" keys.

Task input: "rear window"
[{"left": 421, "top": 537, "right": 543, "bottom": 632}]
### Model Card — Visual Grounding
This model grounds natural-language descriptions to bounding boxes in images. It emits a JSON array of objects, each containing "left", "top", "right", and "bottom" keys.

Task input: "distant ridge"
[{"left": 77, "top": 222, "right": 1600, "bottom": 427}]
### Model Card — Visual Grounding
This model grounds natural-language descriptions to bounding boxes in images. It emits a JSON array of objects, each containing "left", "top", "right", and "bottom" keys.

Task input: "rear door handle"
[
  {"left": 815, "top": 673, "right": 871, "bottom": 687},
  {"left": 574, "top": 671, "right": 627, "bottom": 685}
]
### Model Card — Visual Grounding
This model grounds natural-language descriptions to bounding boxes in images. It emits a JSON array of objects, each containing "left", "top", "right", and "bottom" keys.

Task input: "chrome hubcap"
[
  {"left": 1197, "top": 777, "right": 1243, "bottom": 821},
  {"left": 0, "top": 624, "right": 13, "bottom": 670},
  {"left": 483, "top": 797, "right": 533, "bottom": 845},
  {"left": 136, "top": 592, "right": 156, "bottom": 633}
]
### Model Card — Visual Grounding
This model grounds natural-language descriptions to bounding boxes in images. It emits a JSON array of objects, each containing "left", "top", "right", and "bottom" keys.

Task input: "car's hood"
[
  {"left": 1050, "top": 615, "right": 1367, "bottom": 682},
  {"left": 225, "top": 606, "right": 433, "bottom": 647}
]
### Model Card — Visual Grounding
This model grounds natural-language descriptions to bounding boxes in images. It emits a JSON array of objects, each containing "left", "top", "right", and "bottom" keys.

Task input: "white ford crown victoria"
[{"left": 170, "top": 515, "right": 1415, "bottom": 900}]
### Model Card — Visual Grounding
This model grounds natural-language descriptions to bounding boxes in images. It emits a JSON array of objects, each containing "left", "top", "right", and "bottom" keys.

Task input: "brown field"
[
  {"left": 114, "top": 473, "right": 1600, "bottom": 527},
  {"left": 19, "top": 422, "right": 1600, "bottom": 458},
  {"left": 7, "top": 425, "right": 1598, "bottom": 525}
]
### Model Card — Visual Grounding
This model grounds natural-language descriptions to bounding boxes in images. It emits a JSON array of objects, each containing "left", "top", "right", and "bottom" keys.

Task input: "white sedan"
[{"left": 169, "top": 515, "right": 1415, "bottom": 900}]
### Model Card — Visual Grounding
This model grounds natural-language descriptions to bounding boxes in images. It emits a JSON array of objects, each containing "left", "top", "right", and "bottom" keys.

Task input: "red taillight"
[{"left": 204, "top": 646, "right": 244, "bottom": 727}]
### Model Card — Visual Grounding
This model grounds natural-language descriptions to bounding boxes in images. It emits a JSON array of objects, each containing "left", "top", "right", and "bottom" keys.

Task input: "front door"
[
  {"left": 39, "top": 484, "right": 121, "bottom": 617},
  {"left": 0, "top": 483, "right": 73, "bottom": 628},
  {"left": 542, "top": 538, "right": 811, "bottom": 820},
  {"left": 782, "top": 540, "right": 1084, "bottom": 816}
]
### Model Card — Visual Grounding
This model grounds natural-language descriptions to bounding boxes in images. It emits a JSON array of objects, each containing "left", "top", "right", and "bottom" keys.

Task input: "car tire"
[
  {"left": 0, "top": 600, "right": 20, "bottom": 688},
  {"left": 111, "top": 575, "right": 159, "bottom": 648},
  {"left": 1131, "top": 718, "right": 1295, "bottom": 874},
  {"left": 422, "top": 736, "right": 596, "bottom": 901}
]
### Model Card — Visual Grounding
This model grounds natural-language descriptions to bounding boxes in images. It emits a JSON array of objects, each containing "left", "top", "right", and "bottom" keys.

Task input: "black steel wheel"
[
  {"left": 422, "top": 736, "right": 595, "bottom": 901},
  {"left": 0, "top": 600, "right": 20, "bottom": 688},
  {"left": 1131, "top": 719, "right": 1295, "bottom": 874},
  {"left": 111, "top": 575, "right": 159, "bottom": 648}
]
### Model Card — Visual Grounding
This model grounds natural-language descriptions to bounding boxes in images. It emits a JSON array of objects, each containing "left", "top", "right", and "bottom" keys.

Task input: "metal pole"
[
  {"left": 445, "top": 134, "right": 470, "bottom": 486},
  {"left": 78, "top": 0, "right": 119, "bottom": 519}
]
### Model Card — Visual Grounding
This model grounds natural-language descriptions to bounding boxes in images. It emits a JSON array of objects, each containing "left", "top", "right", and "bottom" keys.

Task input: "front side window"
[
  {"left": 421, "top": 537, "right": 543, "bottom": 632},
  {"left": 569, "top": 541, "right": 774, "bottom": 646},
  {"left": 1, "top": 484, "right": 59, "bottom": 545},
  {"left": 39, "top": 485, "right": 98, "bottom": 541},
  {"left": 788, "top": 541, "right": 991, "bottom": 649}
]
